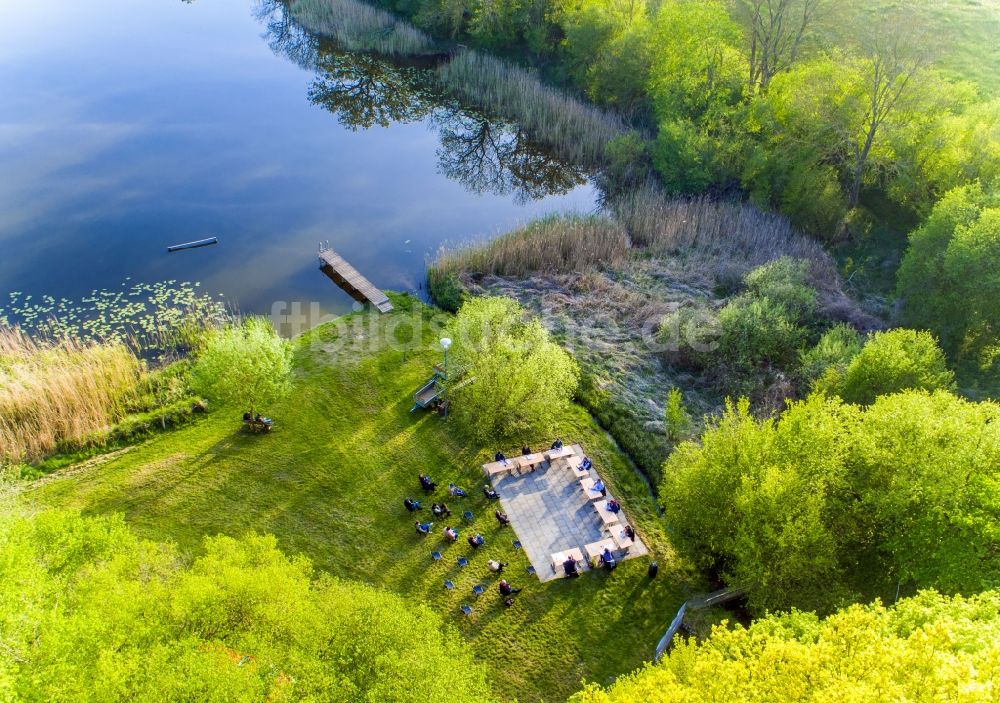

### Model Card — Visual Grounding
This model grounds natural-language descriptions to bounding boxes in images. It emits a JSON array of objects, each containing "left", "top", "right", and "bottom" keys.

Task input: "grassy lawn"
[{"left": 25, "top": 295, "right": 690, "bottom": 702}]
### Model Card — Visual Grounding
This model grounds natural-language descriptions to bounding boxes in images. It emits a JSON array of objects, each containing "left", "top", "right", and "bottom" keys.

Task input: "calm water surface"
[{"left": 0, "top": 0, "right": 594, "bottom": 317}]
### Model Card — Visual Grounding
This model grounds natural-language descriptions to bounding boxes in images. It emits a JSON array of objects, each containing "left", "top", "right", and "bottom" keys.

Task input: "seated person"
[
  {"left": 487, "top": 559, "right": 508, "bottom": 573},
  {"left": 521, "top": 445, "right": 531, "bottom": 456},
  {"left": 415, "top": 521, "right": 433, "bottom": 535},
  {"left": 563, "top": 556, "right": 579, "bottom": 577},
  {"left": 580, "top": 456, "right": 593, "bottom": 471},
  {"left": 418, "top": 473, "right": 436, "bottom": 492},
  {"left": 444, "top": 526, "right": 458, "bottom": 541},
  {"left": 431, "top": 502, "right": 451, "bottom": 518},
  {"left": 593, "top": 478, "right": 607, "bottom": 496},
  {"left": 551, "top": 438, "right": 564, "bottom": 450},
  {"left": 448, "top": 483, "right": 467, "bottom": 498},
  {"left": 494, "top": 451, "right": 508, "bottom": 465},
  {"left": 606, "top": 498, "right": 621, "bottom": 513},
  {"left": 467, "top": 533, "right": 485, "bottom": 549},
  {"left": 495, "top": 510, "right": 511, "bottom": 526},
  {"left": 483, "top": 484, "right": 499, "bottom": 500},
  {"left": 601, "top": 547, "right": 617, "bottom": 570},
  {"left": 243, "top": 411, "right": 253, "bottom": 423},
  {"left": 624, "top": 524, "right": 636, "bottom": 541},
  {"left": 498, "top": 579, "right": 521, "bottom": 596},
  {"left": 403, "top": 497, "right": 421, "bottom": 512}
]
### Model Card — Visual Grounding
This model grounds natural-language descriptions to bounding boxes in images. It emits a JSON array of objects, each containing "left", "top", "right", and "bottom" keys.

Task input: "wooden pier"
[{"left": 317, "top": 244, "right": 393, "bottom": 313}]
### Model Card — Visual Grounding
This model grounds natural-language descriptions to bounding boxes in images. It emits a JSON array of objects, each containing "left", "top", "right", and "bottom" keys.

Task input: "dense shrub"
[
  {"left": 823, "top": 329, "right": 956, "bottom": 405},
  {"left": 661, "top": 390, "right": 1000, "bottom": 614},
  {"left": 798, "top": 323, "right": 863, "bottom": 387},
  {"left": 427, "top": 269, "right": 466, "bottom": 312},
  {"left": 0, "top": 509, "right": 493, "bottom": 702},
  {"left": 897, "top": 183, "right": 1000, "bottom": 370},
  {"left": 572, "top": 590, "right": 1000, "bottom": 703}
]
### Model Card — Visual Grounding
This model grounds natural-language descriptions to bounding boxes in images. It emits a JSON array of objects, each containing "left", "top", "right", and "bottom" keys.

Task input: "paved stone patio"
[{"left": 490, "top": 445, "right": 648, "bottom": 582}]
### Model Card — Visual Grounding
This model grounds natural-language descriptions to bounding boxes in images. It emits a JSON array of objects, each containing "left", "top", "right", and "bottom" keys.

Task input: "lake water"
[{"left": 0, "top": 0, "right": 594, "bottom": 319}]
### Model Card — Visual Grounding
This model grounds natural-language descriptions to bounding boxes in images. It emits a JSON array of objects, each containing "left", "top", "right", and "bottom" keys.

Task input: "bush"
[
  {"left": 831, "top": 329, "right": 955, "bottom": 405},
  {"left": 897, "top": 183, "right": 1000, "bottom": 366},
  {"left": 572, "top": 590, "right": 1000, "bottom": 703},
  {"left": 799, "top": 323, "right": 863, "bottom": 387},
  {"left": 743, "top": 257, "right": 817, "bottom": 325},
  {"left": 661, "top": 389, "right": 1000, "bottom": 615},
  {"left": 427, "top": 269, "right": 466, "bottom": 312},
  {"left": 0, "top": 509, "right": 494, "bottom": 702}
]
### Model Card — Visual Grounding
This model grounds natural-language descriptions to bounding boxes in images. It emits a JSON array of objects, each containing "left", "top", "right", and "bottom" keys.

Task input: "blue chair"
[
  {"left": 461, "top": 604, "right": 473, "bottom": 616},
  {"left": 463, "top": 510, "right": 474, "bottom": 522},
  {"left": 444, "top": 580, "right": 455, "bottom": 590},
  {"left": 512, "top": 540, "right": 522, "bottom": 550},
  {"left": 526, "top": 565, "right": 536, "bottom": 575},
  {"left": 457, "top": 557, "right": 469, "bottom": 567},
  {"left": 472, "top": 584, "right": 485, "bottom": 596},
  {"left": 431, "top": 551, "right": 442, "bottom": 561}
]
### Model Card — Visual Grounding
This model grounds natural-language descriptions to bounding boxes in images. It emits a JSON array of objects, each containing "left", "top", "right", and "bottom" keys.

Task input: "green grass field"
[{"left": 24, "top": 295, "right": 691, "bottom": 702}]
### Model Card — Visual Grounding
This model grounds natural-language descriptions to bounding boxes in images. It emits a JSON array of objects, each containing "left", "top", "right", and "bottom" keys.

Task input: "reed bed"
[
  {"left": 612, "top": 186, "right": 840, "bottom": 290},
  {"left": 292, "top": 0, "right": 437, "bottom": 55},
  {"left": 436, "top": 51, "right": 627, "bottom": 168},
  {"left": 0, "top": 329, "right": 143, "bottom": 464},
  {"left": 433, "top": 214, "right": 630, "bottom": 277}
]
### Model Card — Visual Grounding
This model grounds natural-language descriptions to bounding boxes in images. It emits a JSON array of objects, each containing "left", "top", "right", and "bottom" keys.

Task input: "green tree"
[
  {"left": 799, "top": 323, "right": 862, "bottom": 387},
  {"left": 571, "top": 590, "right": 1000, "bottom": 703},
  {"left": 190, "top": 317, "right": 293, "bottom": 418},
  {"left": 826, "top": 328, "right": 955, "bottom": 405},
  {"left": 448, "top": 296, "right": 579, "bottom": 442},
  {"left": 661, "top": 388, "right": 1000, "bottom": 615},
  {"left": 663, "top": 387, "right": 691, "bottom": 442},
  {"left": 0, "top": 509, "right": 494, "bottom": 702},
  {"left": 897, "top": 183, "right": 1000, "bottom": 370}
]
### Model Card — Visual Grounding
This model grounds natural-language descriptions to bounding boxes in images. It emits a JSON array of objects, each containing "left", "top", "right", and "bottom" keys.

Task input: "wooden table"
[
  {"left": 594, "top": 500, "right": 622, "bottom": 527},
  {"left": 611, "top": 527, "right": 634, "bottom": 552},
  {"left": 584, "top": 538, "right": 617, "bottom": 566},
  {"left": 482, "top": 460, "right": 515, "bottom": 478},
  {"left": 565, "top": 455, "right": 590, "bottom": 479},
  {"left": 516, "top": 452, "right": 547, "bottom": 473},
  {"left": 580, "top": 477, "right": 604, "bottom": 502},
  {"left": 545, "top": 446, "right": 575, "bottom": 462},
  {"left": 550, "top": 547, "right": 586, "bottom": 573}
]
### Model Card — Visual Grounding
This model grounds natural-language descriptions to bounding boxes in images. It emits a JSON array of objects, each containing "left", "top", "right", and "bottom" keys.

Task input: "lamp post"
[{"left": 440, "top": 337, "right": 452, "bottom": 417}]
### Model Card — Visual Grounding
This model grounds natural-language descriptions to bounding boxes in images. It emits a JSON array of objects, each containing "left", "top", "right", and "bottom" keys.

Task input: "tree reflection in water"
[{"left": 255, "top": 0, "right": 586, "bottom": 202}]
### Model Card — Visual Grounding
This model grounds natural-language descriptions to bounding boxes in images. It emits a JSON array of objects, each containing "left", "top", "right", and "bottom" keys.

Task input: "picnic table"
[
  {"left": 550, "top": 547, "right": 585, "bottom": 573},
  {"left": 579, "top": 477, "right": 604, "bottom": 502},
  {"left": 594, "top": 500, "right": 621, "bottom": 528},
  {"left": 584, "top": 538, "right": 617, "bottom": 566}
]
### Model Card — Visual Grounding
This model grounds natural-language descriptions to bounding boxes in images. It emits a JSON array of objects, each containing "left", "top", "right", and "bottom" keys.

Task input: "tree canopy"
[
  {"left": 190, "top": 316, "right": 293, "bottom": 417},
  {"left": 447, "top": 296, "right": 579, "bottom": 442},
  {"left": 571, "top": 590, "right": 1000, "bottom": 703},
  {"left": 897, "top": 183, "right": 1000, "bottom": 376},
  {"left": 0, "top": 508, "right": 493, "bottom": 702},
  {"left": 661, "top": 390, "right": 1000, "bottom": 614}
]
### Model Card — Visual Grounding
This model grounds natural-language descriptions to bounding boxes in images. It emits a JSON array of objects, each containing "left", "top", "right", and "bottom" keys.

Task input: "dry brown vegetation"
[
  {"left": 292, "top": 0, "right": 436, "bottom": 55},
  {"left": 437, "top": 51, "right": 627, "bottom": 167},
  {"left": 0, "top": 329, "right": 143, "bottom": 464},
  {"left": 612, "top": 186, "right": 840, "bottom": 289},
  {"left": 434, "top": 214, "right": 630, "bottom": 278}
]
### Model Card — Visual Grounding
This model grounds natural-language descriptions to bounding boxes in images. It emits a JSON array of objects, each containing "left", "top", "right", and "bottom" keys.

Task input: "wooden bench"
[{"left": 515, "top": 452, "right": 547, "bottom": 473}]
